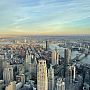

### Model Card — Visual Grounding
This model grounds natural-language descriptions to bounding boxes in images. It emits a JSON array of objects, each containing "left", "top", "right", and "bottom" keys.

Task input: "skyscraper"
[
  {"left": 3, "top": 62, "right": 13, "bottom": 84},
  {"left": 0, "top": 59, "right": 3, "bottom": 79},
  {"left": 46, "top": 40, "right": 49, "bottom": 51},
  {"left": 66, "top": 65, "right": 76, "bottom": 84},
  {"left": 25, "top": 50, "right": 32, "bottom": 71},
  {"left": 5, "top": 81, "right": 16, "bottom": 90},
  {"left": 48, "top": 65, "right": 54, "bottom": 90},
  {"left": 37, "top": 59, "right": 48, "bottom": 90},
  {"left": 29, "top": 56, "right": 37, "bottom": 79},
  {"left": 56, "top": 78, "right": 65, "bottom": 90},
  {"left": 52, "top": 49, "right": 59, "bottom": 65},
  {"left": 64, "top": 48, "right": 71, "bottom": 65}
]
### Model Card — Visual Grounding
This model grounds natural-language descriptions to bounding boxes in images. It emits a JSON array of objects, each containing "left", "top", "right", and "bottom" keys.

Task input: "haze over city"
[{"left": 0, "top": 0, "right": 90, "bottom": 35}]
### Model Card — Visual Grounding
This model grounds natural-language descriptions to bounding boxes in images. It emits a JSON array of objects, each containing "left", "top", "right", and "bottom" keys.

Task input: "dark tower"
[{"left": 46, "top": 40, "right": 49, "bottom": 51}]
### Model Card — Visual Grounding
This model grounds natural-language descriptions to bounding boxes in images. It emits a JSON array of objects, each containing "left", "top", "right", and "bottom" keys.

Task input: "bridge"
[{"left": 72, "top": 51, "right": 90, "bottom": 62}]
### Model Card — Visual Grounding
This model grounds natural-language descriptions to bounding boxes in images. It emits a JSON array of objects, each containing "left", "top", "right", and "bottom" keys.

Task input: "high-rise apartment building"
[{"left": 52, "top": 49, "right": 59, "bottom": 65}]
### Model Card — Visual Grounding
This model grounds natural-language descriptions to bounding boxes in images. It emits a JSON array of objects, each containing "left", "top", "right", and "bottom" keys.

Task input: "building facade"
[
  {"left": 37, "top": 59, "right": 48, "bottom": 90},
  {"left": 52, "top": 49, "right": 59, "bottom": 65},
  {"left": 48, "top": 65, "right": 54, "bottom": 90}
]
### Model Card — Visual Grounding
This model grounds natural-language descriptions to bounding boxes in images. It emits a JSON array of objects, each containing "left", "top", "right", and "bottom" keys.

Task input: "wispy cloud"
[{"left": 0, "top": 0, "right": 90, "bottom": 35}]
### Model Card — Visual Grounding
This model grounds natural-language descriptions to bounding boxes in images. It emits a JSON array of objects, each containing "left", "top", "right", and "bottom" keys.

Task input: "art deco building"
[{"left": 37, "top": 59, "right": 48, "bottom": 90}]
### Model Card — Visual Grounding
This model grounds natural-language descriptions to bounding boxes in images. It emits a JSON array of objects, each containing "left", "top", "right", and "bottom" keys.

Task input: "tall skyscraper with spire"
[{"left": 37, "top": 59, "right": 48, "bottom": 90}]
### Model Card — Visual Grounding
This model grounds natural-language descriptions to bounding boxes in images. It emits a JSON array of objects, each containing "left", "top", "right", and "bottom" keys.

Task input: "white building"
[
  {"left": 56, "top": 78, "right": 65, "bottom": 90},
  {"left": 37, "top": 59, "right": 48, "bottom": 90}
]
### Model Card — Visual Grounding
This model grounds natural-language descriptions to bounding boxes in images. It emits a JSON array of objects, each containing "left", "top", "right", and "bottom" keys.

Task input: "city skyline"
[
  {"left": 0, "top": 0, "right": 90, "bottom": 35},
  {"left": 0, "top": 35, "right": 90, "bottom": 90}
]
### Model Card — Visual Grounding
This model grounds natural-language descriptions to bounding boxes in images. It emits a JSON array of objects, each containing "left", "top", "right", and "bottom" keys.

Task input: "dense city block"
[{"left": 0, "top": 36, "right": 90, "bottom": 90}]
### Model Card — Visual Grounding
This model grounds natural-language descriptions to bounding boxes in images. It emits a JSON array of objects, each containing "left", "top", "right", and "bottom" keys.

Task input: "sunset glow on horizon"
[{"left": 0, "top": 0, "right": 90, "bottom": 35}]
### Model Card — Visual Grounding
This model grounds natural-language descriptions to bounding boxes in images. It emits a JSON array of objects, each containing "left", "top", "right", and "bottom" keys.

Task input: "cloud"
[{"left": 0, "top": 0, "right": 90, "bottom": 35}]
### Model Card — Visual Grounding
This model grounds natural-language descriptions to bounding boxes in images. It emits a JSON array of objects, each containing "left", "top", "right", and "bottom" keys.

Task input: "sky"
[{"left": 0, "top": 0, "right": 90, "bottom": 35}]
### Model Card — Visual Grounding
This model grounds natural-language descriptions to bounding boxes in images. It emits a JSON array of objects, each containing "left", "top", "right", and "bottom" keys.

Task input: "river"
[{"left": 49, "top": 44, "right": 90, "bottom": 64}]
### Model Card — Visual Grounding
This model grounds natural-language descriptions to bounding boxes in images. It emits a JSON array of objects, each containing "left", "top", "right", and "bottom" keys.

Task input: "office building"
[
  {"left": 25, "top": 51, "right": 32, "bottom": 71},
  {"left": 66, "top": 65, "right": 76, "bottom": 84},
  {"left": 3, "top": 62, "right": 13, "bottom": 84},
  {"left": 48, "top": 65, "right": 54, "bottom": 90},
  {"left": 64, "top": 48, "right": 71, "bottom": 65},
  {"left": 52, "top": 49, "right": 59, "bottom": 65},
  {"left": 29, "top": 56, "right": 37, "bottom": 78},
  {"left": 46, "top": 40, "right": 49, "bottom": 51}
]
